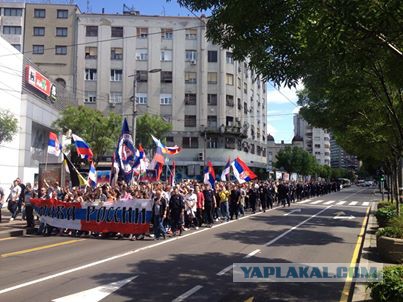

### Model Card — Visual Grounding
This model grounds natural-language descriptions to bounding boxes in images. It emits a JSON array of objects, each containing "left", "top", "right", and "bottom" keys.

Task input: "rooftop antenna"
[
  {"left": 86, "top": 0, "right": 91, "bottom": 13},
  {"left": 123, "top": 4, "right": 139, "bottom": 15},
  {"left": 161, "top": 5, "right": 166, "bottom": 16}
]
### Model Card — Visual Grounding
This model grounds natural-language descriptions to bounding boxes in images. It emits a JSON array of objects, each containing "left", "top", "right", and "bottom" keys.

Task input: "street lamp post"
[
  {"left": 201, "top": 125, "right": 207, "bottom": 167},
  {"left": 129, "top": 68, "right": 162, "bottom": 143}
]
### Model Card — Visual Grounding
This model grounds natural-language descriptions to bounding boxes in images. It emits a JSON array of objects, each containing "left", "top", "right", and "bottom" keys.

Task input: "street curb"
[{"left": 0, "top": 228, "right": 25, "bottom": 238}]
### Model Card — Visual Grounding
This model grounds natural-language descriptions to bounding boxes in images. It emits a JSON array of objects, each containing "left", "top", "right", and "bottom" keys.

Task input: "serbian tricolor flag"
[
  {"left": 203, "top": 161, "right": 216, "bottom": 188},
  {"left": 231, "top": 157, "right": 257, "bottom": 184},
  {"left": 221, "top": 158, "right": 231, "bottom": 181},
  {"left": 47, "top": 132, "right": 61, "bottom": 156},
  {"left": 72, "top": 134, "right": 93, "bottom": 160},
  {"left": 88, "top": 161, "right": 97, "bottom": 187},
  {"left": 133, "top": 144, "right": 145, "bottom": 168},
  {"left": 150, "top": 147, "right": 164, "bottom": 181},
  {"left": 169, "top": 160, "right": 176, "bottom": 186}
]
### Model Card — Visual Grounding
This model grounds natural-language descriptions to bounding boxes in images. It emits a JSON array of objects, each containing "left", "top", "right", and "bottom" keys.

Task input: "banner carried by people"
[{"left": 30, "top": 198, "right": 153, "bottom": 234}]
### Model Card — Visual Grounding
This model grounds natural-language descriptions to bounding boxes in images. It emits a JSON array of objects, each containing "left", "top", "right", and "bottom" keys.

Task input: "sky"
[{"left": 74, "top": 0, "right": 299, "bottom": 143}]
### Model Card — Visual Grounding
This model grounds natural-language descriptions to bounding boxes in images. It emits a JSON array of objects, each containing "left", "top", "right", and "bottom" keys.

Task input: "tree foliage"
[
  {"left": 275, "top": 146, "right": 317, "bottom": 176},
  {"left": 52, "top": 106, "right": 122, "bottom": 161},
  {"left": 136, "top": 114, "right": 172, "bottom": 151},
  {"left": 0, "top": 110, "right": 18, "bottom": 145}
]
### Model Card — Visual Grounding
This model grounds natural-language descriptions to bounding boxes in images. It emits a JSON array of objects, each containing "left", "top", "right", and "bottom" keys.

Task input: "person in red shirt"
[{"left": 195, "top": 185, "right": 204, "bottom": 228}]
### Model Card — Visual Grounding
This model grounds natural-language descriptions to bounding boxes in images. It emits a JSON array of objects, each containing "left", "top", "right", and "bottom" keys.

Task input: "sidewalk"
[
  {"left": 351, "top": 202, "right": 395, "bottom": 302},
  {"left": 0, "top": 208, "right": 32, "bottom": 238}
]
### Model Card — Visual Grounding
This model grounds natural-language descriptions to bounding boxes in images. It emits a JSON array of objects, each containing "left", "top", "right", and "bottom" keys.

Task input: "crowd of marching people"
[{"left": 0, "top": 177, "right": 341, "bottom": 240}]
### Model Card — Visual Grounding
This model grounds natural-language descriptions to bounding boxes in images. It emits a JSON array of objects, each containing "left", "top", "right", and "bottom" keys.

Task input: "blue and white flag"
[{"left": 88, "top": 161, "right": 97, "bottom": 187}]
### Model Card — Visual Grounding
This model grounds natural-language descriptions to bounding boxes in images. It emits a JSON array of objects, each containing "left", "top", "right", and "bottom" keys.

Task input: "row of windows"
[
  {"left": 33, "top": 27, "right": 68, "bottom": 37},
  {"left": 32, "top": 45, "right": 67, "bottom": 55},
  {"left": 33, "top": 9, "right": 69, "bottom": 19},
  {"left": 1, "top": 8, "right": 23, "bottom": 16}
]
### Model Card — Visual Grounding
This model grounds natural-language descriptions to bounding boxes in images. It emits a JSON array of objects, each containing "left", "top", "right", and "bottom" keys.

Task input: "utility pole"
[{"left": 132, "top": 74, "right": 137, "bottom": 143}]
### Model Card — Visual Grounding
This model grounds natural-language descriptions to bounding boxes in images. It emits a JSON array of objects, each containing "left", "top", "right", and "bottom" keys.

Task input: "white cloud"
[
  {"left": 266, "top": 123, "right": 277, "bottom": 136},
  {"left": 292, "top": 106, "right": 302, "bottom": 114},
  {"left": 266, "top": 82, "right": 304, "bottom": 105}
]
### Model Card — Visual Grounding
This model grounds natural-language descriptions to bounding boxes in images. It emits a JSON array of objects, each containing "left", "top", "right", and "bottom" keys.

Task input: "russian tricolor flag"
[
  {"left": 231, "top": 157, "right": 257, "bottom": 184},
  {"left": 47, "top": 132, "right": 61, "bottom": 156},
  {"left": 203, "top": 161, "right": 216, "bottom": 188},
  {"left": 72, "top": 134, "right": 93, "bottom": 160}
]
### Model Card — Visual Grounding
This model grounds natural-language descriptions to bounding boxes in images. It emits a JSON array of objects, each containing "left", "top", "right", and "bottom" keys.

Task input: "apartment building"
[
  {"left": 330, "top": 134, "right": 360, "bottom": 170},
  {"left": 75, "top": 12, "right": 268, "bottom": 176},
  {"left": 294, "top": 113, "right": 331, "bottom": 166},
  {"left": 266, "top": 134, "right": 304, "bottom": 171},
  {"left": 0, "top": 3, "right": 25, "bottom": 52}
]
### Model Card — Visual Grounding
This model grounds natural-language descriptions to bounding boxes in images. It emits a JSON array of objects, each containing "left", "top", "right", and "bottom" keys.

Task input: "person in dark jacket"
[
  {"left": 169, "top": 187, "right": 185, "bottom": 236},
  {"left": 152, "top": 189, "right": 167, "bottom": 240}
]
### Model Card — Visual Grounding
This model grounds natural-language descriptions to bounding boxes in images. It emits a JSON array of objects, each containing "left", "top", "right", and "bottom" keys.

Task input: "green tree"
[
  {"left": 0, "top": 110, "right": 18, "bottom": 145},
  {"left": 136, "top": 113, "right": 172, "bottom": 152},
  {"left": 275, "top": 146, "right": 317, "bottom": 176},
  {"left": 52, "top": 106, "right": 122, "bottom": 162}
]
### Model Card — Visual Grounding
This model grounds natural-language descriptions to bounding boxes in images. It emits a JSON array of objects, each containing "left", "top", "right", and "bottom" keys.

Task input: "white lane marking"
[
  {"left": 244, "top": 249, "right": 261, "bottom": 259},
  {"left": 337, "top": 201, "right": 347, "bottom": 205},
  {"left": 298, "top": 199, "right": 311, "bottom": 204},
  {"left": 0, "top": 206, "right": 283, "bottom": 295},
  {"left": 172, "top": 285, "right": 203, "bottom": 302},
  {"left": 349, "top": 201, "right": 358, "bottom": 206},
  {"left": 217, "top": 264, "right": 233, "bottom": 276},
  {"left": 283, "top": 208, "right": 301, "bottom": 216},
  {"left": 311, "top": 200, "right": 324, "bottom": 204},
  {"left": 333, "top": 215, "right": 355, "bottom": 220},
  {"left": 52, "top": 276, "right": 137, "bottom": 302},
  {"left": 265, "top": 206, "right": 332, "bottom": 246},
  {"left": 324, "top": 200, "right": 335, "bottom": 205},
  {"left": 362, "top": 202, "right": 370, "bottom": 206}
]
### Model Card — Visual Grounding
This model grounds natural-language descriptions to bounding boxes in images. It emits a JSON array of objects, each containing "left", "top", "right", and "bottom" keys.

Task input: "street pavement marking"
[
  {"left": 323, "top": 200, "right": 335, "bottom": 205},
  {"left": 265, "top": 206, "right": 332, "bottom": 246},
  {"left": 0, "top": 237, "right": 17, "bottom": 242},
  {"left": 283, "top": 208, "right": 301, "bottom": 216},
  {"left": 1, "top": 239, "right": 86, "bottom": 258},
  {"left": 244, "top": 249, "right": 261, "bottom": 259},
  {"left": 348, "top": 201, "right": 358, "bottom": 206},
  {"left": 244, "top": 297, "right": 255, "bottom": 302},
  {"left": 298, "top": 199, "right": 311, "bottom": 204},
  {"left": 217, "top": 264, "right": 233, "bottom": 276},
  {"left": 337, "top": 201, "right": 347, "bottom": 205},
  {"left": 339, "top": 207, "right": 370, "bottom": 302},
  {"left": 52, "top": 276, "right": 138, "bottom": 302},
  {"left": 362, "top": 202, "right": 370, "bottom": 206},
  {"left": 311, "top": 200, "right": 324, "bottom": 204},
  {"left": 172, "top": 285, "right": 203, "bottom": 302}
]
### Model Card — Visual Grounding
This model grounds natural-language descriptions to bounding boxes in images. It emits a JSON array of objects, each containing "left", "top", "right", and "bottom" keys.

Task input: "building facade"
[
  {"left": 293, "top": 113, "right": 331, "bottom": 166},
  {"left": 0, "top": 3, "right": 25, "bottom": 52},
  {"left": 75, "top": 12, "right": 268, "bottom": 177},
  {"left": 330, "top": 134, "right": 359, "bottom": 170},
  {"left": 266, "top": 135, "right": 304, "bottom": 171}
]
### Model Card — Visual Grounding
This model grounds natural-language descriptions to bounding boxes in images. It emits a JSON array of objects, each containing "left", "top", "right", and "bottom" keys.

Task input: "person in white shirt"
[
  {"left": 8, "top": 179, "right": 21, "bottom": 221},
  {"left": 184, "top": 187, "right": 198, "bottom": 229}
]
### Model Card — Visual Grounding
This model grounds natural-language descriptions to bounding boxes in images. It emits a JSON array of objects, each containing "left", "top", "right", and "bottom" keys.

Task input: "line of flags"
[{"left": 47, "top": 121, "right": 257, "bottom": 188}]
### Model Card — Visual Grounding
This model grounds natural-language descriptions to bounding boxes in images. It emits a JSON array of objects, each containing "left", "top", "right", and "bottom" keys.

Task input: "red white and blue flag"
[
  {"left": 72, "top": 134, "right": 93, "bottom": 160},
  {"left": 169, "top": 160, "right": 176, "bottom": 186},
  {"left": 47, "top": 132, "right": 61, "bottom": 156},
  {"left": 149, "top": 146, "right": 164, "bottom": 181},
  {"left": 151, "top": 135, "right": 182, "bottom": 155},
  {"left": 231, "top": 157, "right": 257, "bottom": 184},
  {"left": 30, "top": 198, "right": 153, "bottom": 235},
  {"left": 203, "top": 161, "right": 216, "bottom": 188},
  {"left": 96, "top": 170, "right": 111, "bottom": 185},
  {"left": 88, "top": 161, "right": 97, "bottom": 187},
  {"left": 221, "top": 158, "right": 231, "bottom": 181}
]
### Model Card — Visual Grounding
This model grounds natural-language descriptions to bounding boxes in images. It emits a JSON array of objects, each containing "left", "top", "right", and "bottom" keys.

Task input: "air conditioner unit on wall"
[{"left": 190, "top": 60, "right": 197, "bottom": 65}]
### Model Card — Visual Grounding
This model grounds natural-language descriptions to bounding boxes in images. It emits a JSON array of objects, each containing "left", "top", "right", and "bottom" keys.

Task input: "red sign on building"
[{"left": 25, "top": 65, "right": 51, "bottom": 96}]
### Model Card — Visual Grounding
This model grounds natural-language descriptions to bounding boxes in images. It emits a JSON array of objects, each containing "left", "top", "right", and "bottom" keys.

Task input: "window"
[
  {"left": 109, "top": 92, "right": 122, "bottom": 104},
  {"left": 3, "top": 26, "right": 21, "bottom": 35},
  {"left": 160, "top": 50, "right": 172, "bottom": 61},
  {"left": 136, "top": 27, "right": 148, "bottom": 38},
  {"left": 208, "top": 50, "right": 217, "bottom": 62},
  {"left": 237, "top": 98, "right": 242, "bottom": 110},
  {"left": 161, "top": 71, "right": 172, "bottom": 83},
  {"left": 57, "top": 9, "right": 68, "bottom": 19},
  {"left": 244, "top": 82, "right": 248, "bottom": 94},
  {"left": 161, "top": 28, "right": 173, "bottom": 39},
  {"left": 184, "top": 115, "right": 197, "bottom": 127},
  {"left": 32, "top": 45, "right": 44, "bottom": 54},
  {"left": 111, "top": 47, "right": 123, "bottom": 60},
  {"left": 160, "top": 94, "right": 172, "bottom": 105},
  {"left": 250, "top": 144, "right": 255, "bottom": 154},
  {"left": 55, "top": 45, "right": 67, "bottom": 55},
  {"left": 86, "top": 26, "right": 98, "bottom": 37},
  {"left": 85, "top": 47, "right": 97, "bottom": 59},
  {"left": 225, "top": 137, "right": 236, "bottom": 149},
  {"left": 226, "top": 116, "right": 234, "bottom": 127},
  {"left": 56, "top": 78, "right": 66, "bottom": 88},
  {"left": 226, "top": 95, "right": 234, "bottom": 107},
  {"left": 4, "top": 8, "right": 23, "bottom": 16},
  {"left": 226, "top": 52, "right": 234, "bottom": 64},
  {"left": 185, "top": 28, "right": 197, "bottom": 40},
  {"left": 185, "top": 72, "right": 197, "bottom": 84},
  {"left": 135, "top": 93, "right": 148, "bottom": 104},
  {"left": 182, "top": 137, "right": 198, "bottom": 148},
  {"left": 208, "top": 137, "right": 218, "bottom": 149},
  {"left": 315, "top": 151, "right": 321, "bottom": 155},
  {"left": 314, "top": 144, "right": 321, "bottom": 148},
  {"left": 185, "top": 93, "right": 196, "bottom": 105},
  {"left": 244, "top": 102, "right": 248, "bottom": 114},
  {"left": 237, "top": 77, "right": 241, "bottom": 89},
  {"left": 33, "top": 27, "right": 45, "bottom": 36},
  {"left": 207, "top": 116, "right": 217, "bottom": 128},
  {"left": 162, "top": 115, "right": 172, "bottom": 123},
  {"left": 85, "top": 68, "right": 97, "bottom": 80},
  {"left": 110, "top": 69, "right": 123, "bottom": 81},
  {"left": 11, "top": 44, "right": 21, "bottom": 52},
  {"left": 136, "top": 49, "right": 148, "bottom": 61},
  {"left": 208, "top": 94, "right": 217, "bottom": 106},
  {"left": 207, "top": 72, "right": 217, "bottom": 84},
  {"left": 111, "top": 26, "right": 123, "bottom": 37},
  {"left": 84, "top": 92, "right": 96, "bottom": 104},
  {"left": 226, "top": 73, "right": 234, "bottom": 86},
  {"left": 56, "top": 27, "right": 67, "bottom": 37},
  {"left": 185, "top": 50, "right": 197, "bottom": 62},
  {"left": 34, "top": 9, "right": 45, "bottom": 18},
  {"left": 136, "top": 70, "right": 148, "bottom": 82}
]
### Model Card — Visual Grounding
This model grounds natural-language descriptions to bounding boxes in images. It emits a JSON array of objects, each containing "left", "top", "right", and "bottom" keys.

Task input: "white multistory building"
[{"left": 294, "top": 113, "right": 331, "bottom": 166}]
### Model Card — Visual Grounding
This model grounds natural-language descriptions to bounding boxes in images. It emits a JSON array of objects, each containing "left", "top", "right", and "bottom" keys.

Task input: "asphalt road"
[{"left": 0, "top": 186, "right": 376, "bottom": 302}]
